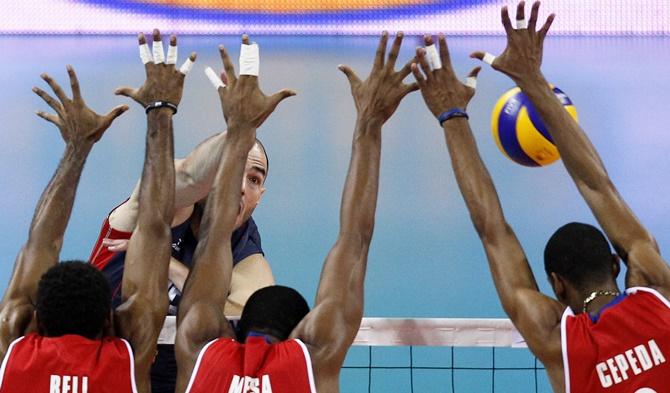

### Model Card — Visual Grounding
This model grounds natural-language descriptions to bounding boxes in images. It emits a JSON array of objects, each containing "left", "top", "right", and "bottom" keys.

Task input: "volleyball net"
[{"left": 159, "top": 317, "right": 551, "bottom": 392}]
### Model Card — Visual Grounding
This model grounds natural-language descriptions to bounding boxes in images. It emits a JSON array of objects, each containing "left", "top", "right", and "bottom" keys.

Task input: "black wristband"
[
  {"left": 145, "top": 101, "right": 178, "bottom": 115},
  {"left": 438, "top": 108, "right": 468, "bottom": 126}
]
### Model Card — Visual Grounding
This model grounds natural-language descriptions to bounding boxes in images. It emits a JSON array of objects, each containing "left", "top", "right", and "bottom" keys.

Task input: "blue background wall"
[{"left": 1, "top": 35, "right": 668, "bottom": 391}]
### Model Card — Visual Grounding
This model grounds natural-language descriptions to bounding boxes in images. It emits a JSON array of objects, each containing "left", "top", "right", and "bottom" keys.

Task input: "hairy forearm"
[
  {"left": 338, "top": 119, "right": 382, "bottom": 241},
  {"left": 174, "top": 131, "right": 227, "bottom": 208}
]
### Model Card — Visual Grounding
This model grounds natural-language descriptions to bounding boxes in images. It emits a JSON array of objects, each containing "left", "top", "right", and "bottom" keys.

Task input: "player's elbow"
[
  {"left": 337, "top": 231, "right": 373, "bottom": 253},
  {"left": 471, "top": 212, "right": 507, "bottom": 241}
]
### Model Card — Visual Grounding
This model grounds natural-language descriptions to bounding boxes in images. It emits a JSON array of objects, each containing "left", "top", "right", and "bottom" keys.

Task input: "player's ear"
[
  {"left": 549, "top": 272, "right": 565, "bottom": 299},
  {"left": 611, "top": 254, "right": 621, "bottom": 279}
]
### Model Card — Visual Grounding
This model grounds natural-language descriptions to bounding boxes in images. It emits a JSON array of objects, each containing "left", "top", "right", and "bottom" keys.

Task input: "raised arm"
[
  {"left": 291, "top": 32, "right": 417, "bottom": 380},
  {"left": 175, "top": 36, "right": 294, "bottom": 393},
  {"left": 108, "top": 131, "right": 228, "bottom": 232},
  {"left": 411, "top": 35, "right": 564, "bottom": 367},
  {"left": 112, "top": 30, "right": 196, "bottom": 392},
  {"left": 473, "top": 1, "right": 670, "bottom": 297},
  {"left": 0, "top": 67, "right": 127, "bottom": 357}
]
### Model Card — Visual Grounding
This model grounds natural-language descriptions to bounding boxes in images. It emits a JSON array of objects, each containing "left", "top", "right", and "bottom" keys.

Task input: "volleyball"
[{"left": 491, "top": 86, "right": 578, "bottom": 167}]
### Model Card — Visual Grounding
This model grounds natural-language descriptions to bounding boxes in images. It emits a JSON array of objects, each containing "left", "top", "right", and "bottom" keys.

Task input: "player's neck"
[{"left": 580, "top": 286, "right": 621, "bottom": 315}]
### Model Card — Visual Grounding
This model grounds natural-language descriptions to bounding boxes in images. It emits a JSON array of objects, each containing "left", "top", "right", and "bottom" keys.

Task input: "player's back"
[
  {"left": 185, "top": 335, "right": 316, "bottom": 393},
  {"left": 0, "top": 333, "right": 136, "bottom": 393},
  {"left": 562, "top": 287, "right": 670, "bottom": 393}
]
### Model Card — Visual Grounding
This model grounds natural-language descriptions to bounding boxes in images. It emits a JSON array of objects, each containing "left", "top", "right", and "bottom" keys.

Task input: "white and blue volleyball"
[{"left": 491, "top": 86, "right": 578, "bottom": 167}]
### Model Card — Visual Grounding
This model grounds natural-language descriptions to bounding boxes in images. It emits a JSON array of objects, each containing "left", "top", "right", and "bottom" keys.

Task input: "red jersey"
[
  {"left": 89, "top": 217, "right": 131, "bottom": 271},
  {"left": 0, "top": 333, "right": 137, "bottom": 393},
  {"left": 561, "top": 287, "right": 670, "bottom": 393},
  {"left": 185, "top": 336, "right": 316, "bottom": 393}
]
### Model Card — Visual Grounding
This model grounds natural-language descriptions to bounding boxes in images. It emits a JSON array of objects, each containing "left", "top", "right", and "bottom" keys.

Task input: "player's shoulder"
[{"left": 625, "top": 286, "right": 670, "bottom": 308}]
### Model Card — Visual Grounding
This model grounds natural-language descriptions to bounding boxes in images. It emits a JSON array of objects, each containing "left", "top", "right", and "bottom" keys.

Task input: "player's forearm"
[
  {"left": 443, "top": 118, "right": 507, "bottom": 237},
  {"left": 180, "top": 127, "right": 255, "bottom": 314},
  {"left": 516, "top": 73, "right": 609, "bottom": 191},
  {"left": 338, "top": 119, "right": 382, "bottom": 242},
  {"left": 122, "top": 109, "right": 175, "bottom": 299},
  {"left": 174, "top": 131, "right": 228, "bottom": 208},
  {"left": 444, "top": 118, "right": 540, "bottom": 306},
  {"left": 136, "top": 109, "right": 176, "bottom": 230},
  {"left": 21, "top": 143, "right": 92, "bottom": 272},
  {"left": 205, "top": 128, "right": 255, "bottom": 240},
  {"left": 516, "top": 73, "right": 654, "bottom": 251}
]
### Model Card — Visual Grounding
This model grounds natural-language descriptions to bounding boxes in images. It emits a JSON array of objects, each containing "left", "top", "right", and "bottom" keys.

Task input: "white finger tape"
[
  {"left": 139, "top": 43, "right": 152, "bottom": 65},
  {"left": 179, "top": 58, "right": 194, "bottom": 75},
  {"left": 239, "top": 43, "right": 259, "bottom": 76},
  {"left": 483, "top": 52, "right": 496, "bottom": 66},
  {"left": 205, "top": 66, "right": 225, "bottom": 89},
  {"left": 425, "top": 44, "right": 442, "bottom": 70},
  {"left": 152, "top": 39, "right": 165, "bottom": 64},
  {"left": 166, "top": 45, "right": 178, "bottom": 65},
  {"left": 516, "top": 18, "right": 527, "bottom": 29},
  {"left": 465, "top": 76, "right": 477, "bottom": 89}
]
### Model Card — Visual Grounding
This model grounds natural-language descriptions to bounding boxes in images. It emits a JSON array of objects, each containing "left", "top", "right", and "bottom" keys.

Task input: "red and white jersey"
[
  {"left": 185, "top": 336, "right": 316, "bottom": 393},
  {"left": 561, "top": 287, "right": 670, "bottom": 393},
  {"left": 0, "top": 333, "right": 137, "bottom": 393}
]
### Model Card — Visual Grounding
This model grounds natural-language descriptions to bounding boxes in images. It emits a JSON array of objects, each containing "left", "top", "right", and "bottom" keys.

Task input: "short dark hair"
[
  {"left": 36, "top": 261, "right": 111, "bottom": 339},
  {"left": 236, "top": 285, "right": 310, "bottom": 342},
  {"left": 254, "top": 138, "right": 269, "bottom": 182},
  {"left": 544, "top": 222, "right": 614, "bottom": 290}
]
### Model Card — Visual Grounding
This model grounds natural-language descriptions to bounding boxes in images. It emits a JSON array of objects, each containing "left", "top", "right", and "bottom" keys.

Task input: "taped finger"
[
  {"left": 239, "top": 42, "right": 259, "bottom": 76},
  {"left": 483, "top": 52, "right": 496, "bottom": 66},
  {"left": 153, "top": 39, "right": 165, "bottom": 64},
  {"left": 179, "top": 58, "right": 194, "bottom": 75},
  {"left": 167, "top": 44, "right": 178, "bottom": 65},
  {"left": 425, "top": 44, "right": 442, "bottom": 70},
  {"left": 205, "top": 67, "right": 226, "bottom": 89},
  {"left": 465, "top": 76, "right": 477, "bottom": 89},
  {"left": 516, "top": 18, "right": 527, "bottom": 29},
  {"left": 139, "top": 42, "right": 152, "bottom": 64}
]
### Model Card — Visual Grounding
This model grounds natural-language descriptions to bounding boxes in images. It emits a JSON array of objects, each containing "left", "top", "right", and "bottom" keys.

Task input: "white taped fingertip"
[
  {"left": 179, "top": 58, "right": 194, "bottom": 75},
  {"left": 205, "top": 67, "right": 225, "bottom": 89},
  {"left": 465, "top": 76, "right": 477, "bottom": 89},
  {"left": 425, "top": 44, "right": 442, "bottom": 70},
  {"left": 483, "top": 52, "right": 496, "bottom": 66},
  {"left": 152, "top": 39, "right": 165, "bottom": 64},
  {"left": 166, "top": 45, "right": 178, "bottom": 65},
  {"left": 516, "top": 18, "right": 527, "bottom": 29},
  {"left": 239, "top": 42, "right": 259, "bottom": 76},
  {"left": 139, "top": 43, "right": 152, "bottom": 64}
]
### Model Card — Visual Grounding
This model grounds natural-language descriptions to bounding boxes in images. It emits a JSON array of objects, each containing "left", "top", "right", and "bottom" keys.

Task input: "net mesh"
[{"left": 160, "top": 316, "right": 552, "bottom": 392}]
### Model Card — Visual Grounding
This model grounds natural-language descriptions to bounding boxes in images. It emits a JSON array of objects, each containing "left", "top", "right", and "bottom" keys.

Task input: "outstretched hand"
[
  {"left": 33, "top": 66, "right": 128, "bottom": 146},
  {"left": 115, "top": 29, "right": 197, "bottom": 109},
  {"left": 471, "top": 1, "right": 554, "bottom": 83},
  {"left": 339, "top": 31, "right": 418, "bottom": 125},
  {"left": 210, "top": 35, "right": 296, "bottom": 131},
  {"left": 411, "top": 34, "right": 480, "bottom": 117}
]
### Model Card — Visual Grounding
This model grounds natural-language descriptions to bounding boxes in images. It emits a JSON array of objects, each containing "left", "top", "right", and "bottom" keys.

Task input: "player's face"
[{"left": 234, "top": 144, "right": 267, "bottom": 229}]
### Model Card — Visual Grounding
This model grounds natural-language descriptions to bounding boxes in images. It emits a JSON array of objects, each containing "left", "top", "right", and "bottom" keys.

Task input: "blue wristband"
[{"left": 438, "top": 108, "right": 468, "bottom": 126}]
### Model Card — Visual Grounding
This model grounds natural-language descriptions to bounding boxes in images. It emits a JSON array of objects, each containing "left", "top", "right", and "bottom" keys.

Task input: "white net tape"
[{"left": 157, "top": 316, "right": 527, "bottom": 348}]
